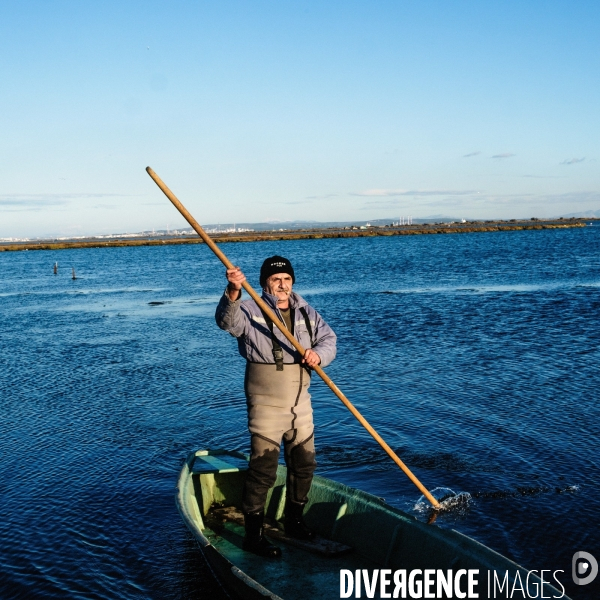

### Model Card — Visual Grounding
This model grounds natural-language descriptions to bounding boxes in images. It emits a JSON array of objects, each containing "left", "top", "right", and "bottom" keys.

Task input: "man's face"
[{"left": 265, "top": 273, "right": 293, "bottom": 304}]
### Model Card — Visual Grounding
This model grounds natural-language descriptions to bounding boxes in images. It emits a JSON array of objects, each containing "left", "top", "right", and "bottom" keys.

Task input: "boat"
[{"left": 176, "top": 449, "right": 568, "bottom": 600}]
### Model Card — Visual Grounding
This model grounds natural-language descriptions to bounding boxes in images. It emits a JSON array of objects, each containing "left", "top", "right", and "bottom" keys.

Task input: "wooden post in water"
[
  {"left": 145, "top": 166, "right": 441, "bottom": 509},
  {"left": 72, "top": 267, "right": 76, "bottom": 280},
  {"left": 54, "top": 262, "right": 58, "bottom": 275}
]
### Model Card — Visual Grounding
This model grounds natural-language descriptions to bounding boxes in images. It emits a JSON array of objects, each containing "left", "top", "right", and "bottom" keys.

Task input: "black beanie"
[{"left": 260, "top": 255, "right": 295, "bottom": 287}]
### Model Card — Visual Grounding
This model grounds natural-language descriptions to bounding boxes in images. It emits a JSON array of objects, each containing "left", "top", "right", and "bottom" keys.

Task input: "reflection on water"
[{"left": 1, "top": 227, "right": 599, "bottom": 599}]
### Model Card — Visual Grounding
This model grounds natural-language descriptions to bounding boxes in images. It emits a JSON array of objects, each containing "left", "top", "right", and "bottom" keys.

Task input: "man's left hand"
[{"left": 302, "top": 349, "right": 321, "bottom": 368}]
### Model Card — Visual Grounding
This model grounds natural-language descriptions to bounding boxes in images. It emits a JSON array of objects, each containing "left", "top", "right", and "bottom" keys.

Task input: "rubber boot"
[
  {"left": 284, "top": 501, "right": 315, "bottom": 541},
  {"left": 242, "top": 511, "right": 282, "bottom": 558}
]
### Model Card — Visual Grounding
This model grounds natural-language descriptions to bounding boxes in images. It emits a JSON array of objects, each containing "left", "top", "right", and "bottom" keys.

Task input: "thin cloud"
[
  {"left": 304, "top": 194, "right": 338, "bottom": 200},
  {"left": 362, "top": 197, "right": 472, "bottom": 209},
  {"left": 360, "top": 190, "right": 600, "bottom": 211},
  {"left": 465, "top": 191, "right": 599, "bottom": 206},
  {"left": 560, "top": 158, "right": 585, "bottom": 165},
  {"left": 491, "top": 153, "right": 515, "bottom": 159},
  {"left": 0, "top": 198, "right": 68, "bottom": 208},
  {"left": 463, "top": 151, "right": 481, "bottom": 158},
  {"left": 352, "top": 189, "right": 477, "bottom": 197},
  {"left": 259, "top": 199, "right": 314, "bottom": 205},
  {"left": 522, "top": 175, "right": 565, "bottom": 179},
  {"left": 0, "top": 193, "right": 134, "bottom": 212},
  {"left": 537, "top": 191, "right": 600, "bottom": 204}
]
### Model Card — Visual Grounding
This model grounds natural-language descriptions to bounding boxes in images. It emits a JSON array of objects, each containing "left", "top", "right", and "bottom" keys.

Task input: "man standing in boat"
[{"left": 215, "top": 255, "right": 337, "bottom": 558}]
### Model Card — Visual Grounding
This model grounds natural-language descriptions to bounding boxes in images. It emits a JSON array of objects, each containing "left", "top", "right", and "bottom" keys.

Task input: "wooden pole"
[{"left": 146, "top": 166, "right": 441, "bottom": 509}]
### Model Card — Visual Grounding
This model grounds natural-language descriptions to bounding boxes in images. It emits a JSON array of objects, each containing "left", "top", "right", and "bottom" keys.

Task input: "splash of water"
[{"left": 413, "top": 487, "right": 473, "bottom": 515}]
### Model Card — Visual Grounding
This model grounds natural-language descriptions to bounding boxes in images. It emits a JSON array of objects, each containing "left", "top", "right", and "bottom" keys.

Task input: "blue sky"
[{"left": 1, "top": 1, "right": 599, "bottom": 237}]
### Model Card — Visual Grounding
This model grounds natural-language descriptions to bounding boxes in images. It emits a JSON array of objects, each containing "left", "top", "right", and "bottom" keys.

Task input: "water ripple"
[{"left": 1, "top": 228, "right": 599, "bottom": 599}]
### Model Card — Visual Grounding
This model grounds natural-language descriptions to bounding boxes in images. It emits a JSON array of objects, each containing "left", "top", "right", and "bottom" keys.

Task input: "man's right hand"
[{"left": 226, "top": 267, "right": 246, "bottom": 301}]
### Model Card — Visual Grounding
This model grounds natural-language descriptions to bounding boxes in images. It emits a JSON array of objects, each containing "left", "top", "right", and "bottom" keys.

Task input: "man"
[{"left": 215, "top": 255, "right": 336, "bottom": 558}]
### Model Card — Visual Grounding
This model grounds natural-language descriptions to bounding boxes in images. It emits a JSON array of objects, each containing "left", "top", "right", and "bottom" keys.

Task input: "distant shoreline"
[{"left": 0, "top": 220, "right": 591, "bottom": 252}]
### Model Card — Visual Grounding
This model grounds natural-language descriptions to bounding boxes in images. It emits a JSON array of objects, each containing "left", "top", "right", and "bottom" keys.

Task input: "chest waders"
[{"left": 242, "top": 306, "right": 317, "bottom": 526}]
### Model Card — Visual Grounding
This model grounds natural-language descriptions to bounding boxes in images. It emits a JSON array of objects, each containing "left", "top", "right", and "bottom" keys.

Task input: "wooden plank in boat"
[
  {"left": 192, "top": 454, "right": 249, "bottom": 474},
  {"left": 212, "top": 506, "right": 353, "bottom": 557}
]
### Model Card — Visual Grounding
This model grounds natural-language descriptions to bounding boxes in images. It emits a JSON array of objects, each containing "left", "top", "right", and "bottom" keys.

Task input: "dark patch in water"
[
  {"left": 148, "top": 301, "right": 172, "bottom": 305},
  {"left": 318, "top": 445, "right": 388, "bottom": 468},
  {"left": 393, "top": 449, "right": 503, "bottom": 473},
  {"left": 471, "top": 485, "right": 579, "bottom": 499}
]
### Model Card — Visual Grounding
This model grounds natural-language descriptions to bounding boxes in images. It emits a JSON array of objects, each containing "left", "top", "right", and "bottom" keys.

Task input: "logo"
[
  {"left": 339, "top": 568, "right": 567, "bottom": 598},
  {"left": 572, "top": 551, "right": 598, "bottom": 586}
]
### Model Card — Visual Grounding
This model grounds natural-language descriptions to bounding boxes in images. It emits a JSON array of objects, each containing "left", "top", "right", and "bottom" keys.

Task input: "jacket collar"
[{"left": 261, "top": 290, "right": 308, "bottom": 311}]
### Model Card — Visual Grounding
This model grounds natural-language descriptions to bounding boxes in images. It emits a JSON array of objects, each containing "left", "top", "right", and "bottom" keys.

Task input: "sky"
[{"left": 1, "top": 1, "right": 599, "bottom": 238}]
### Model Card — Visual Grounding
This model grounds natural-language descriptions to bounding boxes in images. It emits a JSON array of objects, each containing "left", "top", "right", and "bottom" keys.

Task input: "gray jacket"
[{"left": 215, "top": 289, "right": 337, "bottom": 367}]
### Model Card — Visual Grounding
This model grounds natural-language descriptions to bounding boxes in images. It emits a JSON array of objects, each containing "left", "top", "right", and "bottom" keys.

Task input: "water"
[{"left": 1, "top": 227, "right": 599, "bottom": 599}]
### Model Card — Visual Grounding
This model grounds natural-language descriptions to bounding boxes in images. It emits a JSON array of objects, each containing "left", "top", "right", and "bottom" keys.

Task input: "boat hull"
[{"left": 176, "top": 449, "right": 567, "bottom": 600}]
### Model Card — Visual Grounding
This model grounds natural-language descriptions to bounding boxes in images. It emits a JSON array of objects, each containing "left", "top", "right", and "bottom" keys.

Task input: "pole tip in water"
[{"left": 414, "top": 488, "right": 472, "bottom": 516}]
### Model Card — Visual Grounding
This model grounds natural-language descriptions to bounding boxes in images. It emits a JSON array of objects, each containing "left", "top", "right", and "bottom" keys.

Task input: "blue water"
[{"left": 1, "top": 227, "right": 599, "bottom": 599}]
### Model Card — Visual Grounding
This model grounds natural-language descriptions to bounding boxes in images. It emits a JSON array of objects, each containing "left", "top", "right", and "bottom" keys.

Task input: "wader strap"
[
  {"left": 260, "top": 308, "right": 285, "bottom": 371},
  {"left": 298, "top": 307, "right": 313, "bottom": 347},
  {"left": 260, "top": 306, "right": 312, "bottom": 370}
]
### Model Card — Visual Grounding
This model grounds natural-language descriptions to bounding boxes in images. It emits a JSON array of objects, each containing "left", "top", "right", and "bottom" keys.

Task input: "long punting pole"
[{"left": 146, "top": 166, "right": 440, "bottom": 509}]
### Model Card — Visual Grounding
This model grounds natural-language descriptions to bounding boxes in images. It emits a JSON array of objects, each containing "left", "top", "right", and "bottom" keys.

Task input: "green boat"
[{"left": 176, "top": 449, "right": 568, "bottom": 600}]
